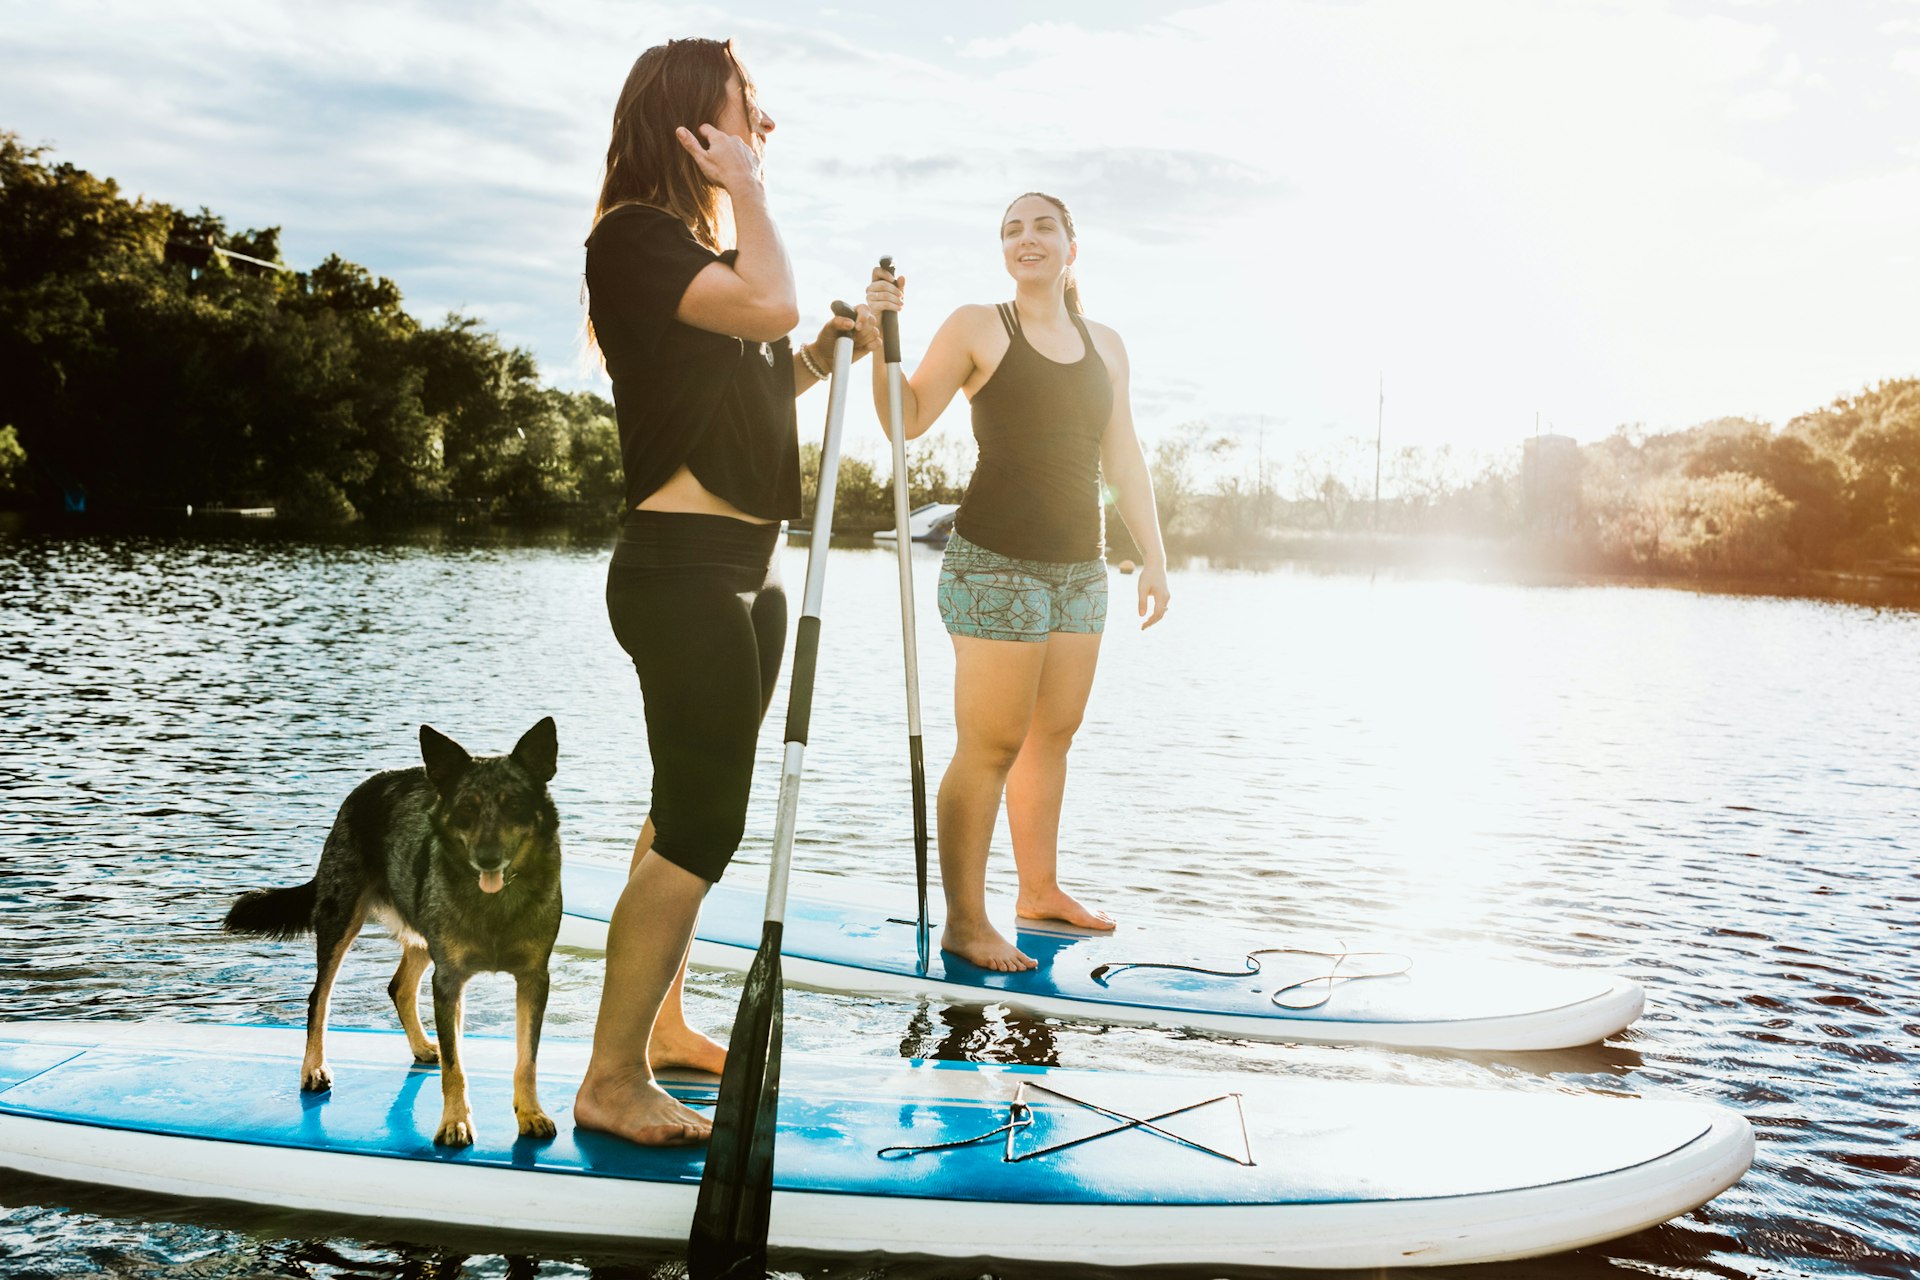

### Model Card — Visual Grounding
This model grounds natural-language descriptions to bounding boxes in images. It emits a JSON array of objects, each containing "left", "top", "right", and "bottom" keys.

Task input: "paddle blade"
[
  {"left": 910, "top": 734, "right": 930, "bottom": 973},
  {"left": 689, "top": 922, "right": 785, "bottom": 1280}
]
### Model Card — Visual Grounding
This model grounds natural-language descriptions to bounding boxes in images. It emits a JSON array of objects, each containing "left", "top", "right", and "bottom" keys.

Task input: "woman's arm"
[
  {"left": 1095, "top": 330, "right": 1171, "bottom": 628},
  {"left": 864, "top": 268, "right": 985, "bottom": 440},
  {"left": 672, "top": 125, "right": 800, "bottom": 341}
]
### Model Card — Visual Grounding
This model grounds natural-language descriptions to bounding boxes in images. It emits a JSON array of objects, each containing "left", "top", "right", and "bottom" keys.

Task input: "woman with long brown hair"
[
  {"left": 865, "top": 193, "right": 1171, "bottom": 974},
  {"left": 574, "top": 37, "right": 875, "bottom": 1146}
]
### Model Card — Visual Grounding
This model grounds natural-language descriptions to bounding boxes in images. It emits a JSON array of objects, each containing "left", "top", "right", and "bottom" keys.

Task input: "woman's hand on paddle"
[
  {"left": 1137, "top": 564, "right": 1170, "bottom": 629},
  {"left": 807, "top": 305, "right": 878, "bottom": 367},
  {"left": 675, "top": 124, "right": 762, "bottom": 195},
  {"left": 865, "top": 265, "right": 905, "bottom": 317},
  {"left": 851, "top": 304, "right": 880, "bottom": 358}
]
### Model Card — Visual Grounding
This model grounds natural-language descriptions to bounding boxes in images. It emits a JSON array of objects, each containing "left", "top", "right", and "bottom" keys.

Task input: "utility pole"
[
  {"left": 1257, "top": 417, "right": 1267, "bottom": 524},
  {"left": 1373, "top": 375, "right": 1384, "bottom": 532}
]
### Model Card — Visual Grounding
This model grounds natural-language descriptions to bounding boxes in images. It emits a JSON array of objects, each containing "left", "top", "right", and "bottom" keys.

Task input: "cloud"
[
  {"left": 814, "top": 154, "right": 973, "bottom": 183},
  {"left": 1726, "top": 88, "right": 1795, "bottom": 120},
  {"left": 4, "top": 0, "right": 1916, "bottom": 450},
  {"left": 1011, "top": 148, "right": 1289, "bottom": 241},
  {"left": 809, "top": 147, "right": 1285, "bottom": 240},
  {"left": 1131, "top": 373, "right": 1207, "bottom": 420}
]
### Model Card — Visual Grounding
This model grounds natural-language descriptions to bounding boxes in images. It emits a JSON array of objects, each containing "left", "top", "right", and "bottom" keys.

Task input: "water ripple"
[{"left": 2, "top": 527, "right": 1918, "bottom": 1278}]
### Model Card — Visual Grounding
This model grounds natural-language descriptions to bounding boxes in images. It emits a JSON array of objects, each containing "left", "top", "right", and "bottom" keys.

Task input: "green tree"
[
  {"left": 1149, "top": 421, "right": 1232, "bottom": 539},
  {"left": 0, "top": 425, "right": 27, "bottom": 498},
  {"left": 1786, "top": 380, "right": 1920, "bottom": 560}
]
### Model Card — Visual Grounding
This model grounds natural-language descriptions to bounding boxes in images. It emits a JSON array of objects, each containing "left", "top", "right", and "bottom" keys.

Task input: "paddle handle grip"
[{"left": 878, "top": 256, "right": 901, "bottom": 365}]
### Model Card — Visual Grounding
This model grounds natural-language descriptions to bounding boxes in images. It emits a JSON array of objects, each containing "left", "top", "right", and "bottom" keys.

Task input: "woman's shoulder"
[
  {"left": 1078, "top": 315, "right": 1128, "bottom": 368},
  {"left": 930, "top": 303, "right": 1006, "bottom": 352},
  {"left": 587, "top": 203, "right": 704, "bottom": 251},
  {"left": 944, "top": 302, "right": 1002, "bottom": 328}
]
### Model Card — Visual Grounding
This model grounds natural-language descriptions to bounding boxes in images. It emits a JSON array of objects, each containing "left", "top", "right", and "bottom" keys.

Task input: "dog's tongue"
[{"left": 478, "top": 868, "right": 505, "bottom": 894}]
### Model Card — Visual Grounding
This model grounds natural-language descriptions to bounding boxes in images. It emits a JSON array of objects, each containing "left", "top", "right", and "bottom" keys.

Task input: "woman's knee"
[
  {"left": 1022, "top": 718, "right": 1081, "bottom": 758},
  {"left": 953, "top": 728, "right": 1028, "bottom": 775}
]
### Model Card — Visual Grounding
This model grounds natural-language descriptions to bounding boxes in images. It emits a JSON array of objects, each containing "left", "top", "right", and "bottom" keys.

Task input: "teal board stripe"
[
  {"left": 0, "top": 1027, "right": 1717, "bottom": 1209},
  {"left": 561, "top": 864, "right": 1617, "bottom": 1028},
  {"left": 0, "top": 1043, "right": 84, "bottom": 1094}
]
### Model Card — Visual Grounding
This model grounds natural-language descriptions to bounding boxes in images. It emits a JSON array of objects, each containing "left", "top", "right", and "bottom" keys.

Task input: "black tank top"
[{"left": 956, "top": 303, "right": 1113, "bottom": 563}]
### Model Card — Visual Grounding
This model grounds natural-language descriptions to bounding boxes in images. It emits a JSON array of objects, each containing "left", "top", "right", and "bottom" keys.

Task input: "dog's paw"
[
  {"left": 411, "top": 1041, "right": 440, "bottom": 1066},
  {"left": 434, "top": 1114, "right": 475, "bottom": 1147},
  {"left": 302, "top": 1063, "right": 333, "bottom": 1092},
  {"left": 516, "top": 1107, "right": 557, "bottom": 1140}
]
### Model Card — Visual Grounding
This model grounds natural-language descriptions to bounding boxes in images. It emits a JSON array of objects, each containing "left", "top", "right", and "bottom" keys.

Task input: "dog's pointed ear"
[
  {"left": 512, "top": 716, "right": 558, "bottom": 783},
  {"left": 420, "top": 724, "right": 473, "bottom": 797}
]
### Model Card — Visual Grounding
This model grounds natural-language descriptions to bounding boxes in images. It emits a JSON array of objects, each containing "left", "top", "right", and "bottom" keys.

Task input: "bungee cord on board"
[
  {"left": 1091, "top": 944, "right": 1415, "bottom": 1011},
  {"left": 877, "top": 1079, "right": 1255, "bottom": 1166}
]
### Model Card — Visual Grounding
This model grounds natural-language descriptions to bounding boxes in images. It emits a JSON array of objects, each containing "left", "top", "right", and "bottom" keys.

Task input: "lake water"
[{"left": 1, "top": 521, "right": 1917, "bottom": 1279}]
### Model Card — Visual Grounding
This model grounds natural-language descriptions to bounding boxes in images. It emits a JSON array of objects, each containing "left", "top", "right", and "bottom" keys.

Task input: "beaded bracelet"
[{"left": 797, "top": 343, "right": 828, "bottom": 380}]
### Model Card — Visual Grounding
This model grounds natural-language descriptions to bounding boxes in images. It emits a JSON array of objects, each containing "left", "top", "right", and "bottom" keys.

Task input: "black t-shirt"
[{"left": 585, "top": 204, "right": 801, "bottom": 520}]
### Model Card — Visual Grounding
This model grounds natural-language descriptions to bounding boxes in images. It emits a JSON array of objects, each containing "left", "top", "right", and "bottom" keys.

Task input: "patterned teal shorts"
[{"left": 937, "top": 533, "right": 1108, "bottom": 642}]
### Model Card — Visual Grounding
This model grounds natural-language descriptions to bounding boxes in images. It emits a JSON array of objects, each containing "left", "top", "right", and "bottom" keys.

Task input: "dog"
[{"left": 223, "top": 717, "right": 563, "bottom": 1147}]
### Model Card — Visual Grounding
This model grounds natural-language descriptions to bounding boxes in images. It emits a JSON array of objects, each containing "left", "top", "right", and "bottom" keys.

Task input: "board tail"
[{"left": 222, "top": 881, "right": 317, "bottom": 938}]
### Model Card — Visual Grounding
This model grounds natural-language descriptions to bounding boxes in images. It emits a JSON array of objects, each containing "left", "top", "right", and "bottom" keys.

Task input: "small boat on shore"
[{"left": 872, "top": 501, "right": 959, "bottom": 545}]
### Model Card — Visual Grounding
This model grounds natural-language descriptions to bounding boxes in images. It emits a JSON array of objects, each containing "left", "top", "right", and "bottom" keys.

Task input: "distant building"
[{"left": 1522, "top": 434, "right": 1582, "bottom": 536}]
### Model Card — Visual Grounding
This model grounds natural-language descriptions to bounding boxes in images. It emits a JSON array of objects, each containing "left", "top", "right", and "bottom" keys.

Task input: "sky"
[{"left": 4, "top": 0, "right": 1918, "bottom": 477}]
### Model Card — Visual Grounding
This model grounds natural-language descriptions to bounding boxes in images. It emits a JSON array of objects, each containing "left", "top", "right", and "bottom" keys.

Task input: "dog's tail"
[{"left": 223, "top": 881, "right": 318, "bottom": 939}]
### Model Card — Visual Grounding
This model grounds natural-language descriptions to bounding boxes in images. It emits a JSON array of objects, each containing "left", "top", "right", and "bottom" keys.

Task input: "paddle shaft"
[
  {"left": 689, "top": 305, "right": 857, "bottom": 1280},
  {"left": 877, "top": 256, "right": 931, "bottom": 972},
  {"left": 766, "top": 316, "right": 856, "bottom": 924}
]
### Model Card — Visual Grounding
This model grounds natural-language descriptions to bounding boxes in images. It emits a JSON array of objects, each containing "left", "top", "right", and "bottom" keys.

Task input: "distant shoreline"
[
  {"left": 1156, "top": 528, "right": 1920, "bottom": 609},
  {"left": 9, "top": 509, "right": 1920, "bottom": 612}
]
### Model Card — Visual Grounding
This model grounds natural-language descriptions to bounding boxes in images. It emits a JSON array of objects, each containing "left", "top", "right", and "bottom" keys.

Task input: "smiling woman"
[{"left": 863, "top": 192, "right": 1172, "bottom": 975}]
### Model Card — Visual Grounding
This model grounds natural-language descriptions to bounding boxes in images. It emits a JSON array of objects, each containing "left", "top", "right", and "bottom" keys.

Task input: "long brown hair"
[
  {"left": 1003, "top": 191, "right": 1082, "bottom": 315},
  {"left": 595, "top": 37, "right": 753, "bottom": 251}
]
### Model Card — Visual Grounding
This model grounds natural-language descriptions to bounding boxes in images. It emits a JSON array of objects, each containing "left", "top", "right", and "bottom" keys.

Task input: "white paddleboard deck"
[
  {"left": 0, "top": 1022, "right": 1749, "bottom": 1269},
  {"left": 560, "top": 864, "right": 1644, "bottom": 1051}
]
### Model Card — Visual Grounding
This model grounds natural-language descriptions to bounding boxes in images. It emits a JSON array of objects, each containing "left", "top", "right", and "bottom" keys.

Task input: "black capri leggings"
[{"left": 606, "top": 510, "right": 786, "bottom": 883}]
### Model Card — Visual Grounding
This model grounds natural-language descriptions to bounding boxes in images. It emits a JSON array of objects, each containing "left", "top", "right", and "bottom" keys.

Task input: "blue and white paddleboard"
[
  {"left": 0, "top": 1022, "right": 1747, "bottom": 1269},
  {"left": 559, "top": 864, "right": 1644, "bottom": 1051}
]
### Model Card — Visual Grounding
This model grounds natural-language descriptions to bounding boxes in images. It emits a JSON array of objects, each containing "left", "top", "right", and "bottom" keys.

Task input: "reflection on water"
[
  {"left": 2, "top": 521, "right": 1918, "bottom": 1279},
  {"left": 898, "top": 999, "right": 1062, "bottom": 1067}
]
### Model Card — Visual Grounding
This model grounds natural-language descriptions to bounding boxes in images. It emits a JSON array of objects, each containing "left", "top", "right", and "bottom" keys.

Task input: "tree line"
[
  {"left": 1577, "top": 390, "right": 1920, "bottom": 573},
  {"left": 0, "top": 132, "right": 629, "bottom": 520},
  {"left": 1148, "top": 380, "right": 1919, "bottom": 575},
  {"left": 4, "top": 133, "right": 1912, "bottom": 572}
]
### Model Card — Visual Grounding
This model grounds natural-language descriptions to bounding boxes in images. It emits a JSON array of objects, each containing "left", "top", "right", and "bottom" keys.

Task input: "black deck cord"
[
  {"left": 878, "top": 1080, "right": 1254, "bottom": 1166},
  {"left": 1090, "top": 944, "right": 1414, "bottom": 1011}
]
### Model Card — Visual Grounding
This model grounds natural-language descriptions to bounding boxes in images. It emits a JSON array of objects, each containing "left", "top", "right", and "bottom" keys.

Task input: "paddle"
[
  {"left": 688, "top": 301, "right": 858, "bottom": 1280},
  {"left": 877, "top": 256, "right": 932, "bottom": 974}
]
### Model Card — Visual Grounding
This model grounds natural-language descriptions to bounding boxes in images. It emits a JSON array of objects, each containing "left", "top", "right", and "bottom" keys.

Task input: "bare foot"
[
  {"left": 942, "top": 922, "right": 1038, "bottom": 972},
  {"left": 574, "top": 1068, "right": 711, "bottom": 1146},
  {"left": 650, "top": 1023, "right": 727, "bottom": 1076},
  {"left": 1016, "top": 886, "right": 1115, "bottom": 931}
]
